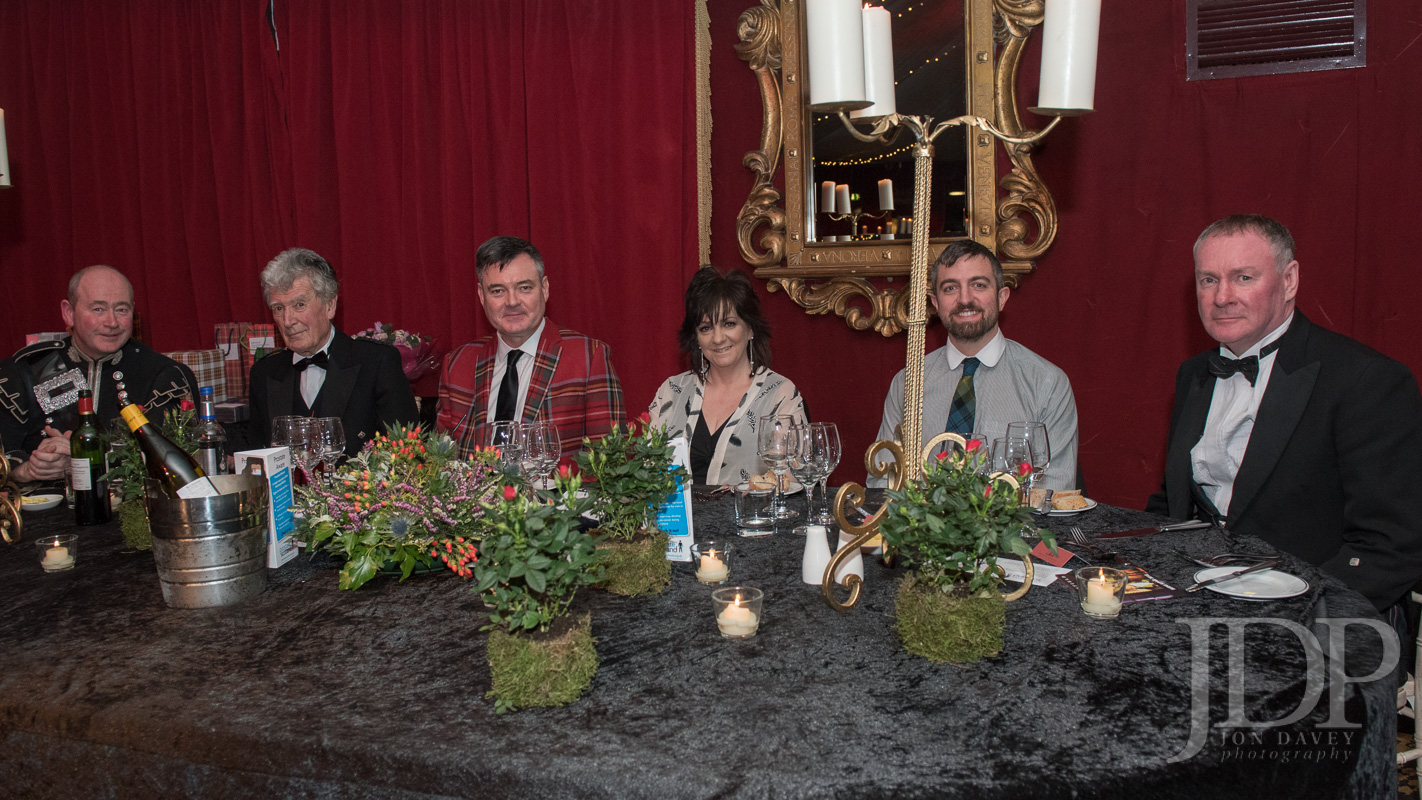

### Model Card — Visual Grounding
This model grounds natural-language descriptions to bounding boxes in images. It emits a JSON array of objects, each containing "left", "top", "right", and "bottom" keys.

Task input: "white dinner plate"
[
  {"left": 1046, "top": 498, "right": 1098, "bottom": 516},
  {"left": 738, "top": 481, "right": 804, "bottom": 495},
  {"left": 20, "top": 493, "right": 64, "bottom": 512},
  {"left": 1192, "top": 566, "right": 1310, "bottom": 600}
]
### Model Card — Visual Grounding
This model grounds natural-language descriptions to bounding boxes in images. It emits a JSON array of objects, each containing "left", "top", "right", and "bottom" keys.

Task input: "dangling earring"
[
  {"left": 696, "top": 349, "right": 708, "bottom": 379},
  {"left": 748, "top": 338, "right": 755, "bottom": 375}
]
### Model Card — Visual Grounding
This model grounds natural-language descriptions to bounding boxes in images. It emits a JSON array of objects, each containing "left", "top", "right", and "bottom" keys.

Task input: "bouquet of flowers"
[
  {"left": 294, "top": 424, "right": 502, "bottom": 589},
  {"left": 353, "top": 322, "right": 439, "bottom": 382}
]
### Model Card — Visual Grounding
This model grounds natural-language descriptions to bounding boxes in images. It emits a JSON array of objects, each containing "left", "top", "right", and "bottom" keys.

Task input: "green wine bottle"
[
  {"left": 71, "top": 389, "right": 111, "bottom": 525},
  {"left": 118, "top": 404, "right": 219, "bottom": 499}
]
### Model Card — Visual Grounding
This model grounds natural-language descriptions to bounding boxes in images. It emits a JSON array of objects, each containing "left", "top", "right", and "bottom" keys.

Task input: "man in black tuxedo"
[
  {"left": 241, "top": 248, "right": 417, "bottom": 456},
  {"left": 1147, "top": 215, "right": 1422, "bottom": 612}
]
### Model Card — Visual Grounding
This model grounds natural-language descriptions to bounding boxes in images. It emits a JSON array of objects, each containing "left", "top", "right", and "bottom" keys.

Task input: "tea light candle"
[
  {"left": 717, "top": 597, "right": 759, "bottom": 637},
  {"left": 697, "top": 553, "right": 729, "bottom": 584},
  {"left": 41, "top": 544, "right": 74, "bottom": 572},
  {"left": 1081, "top": 575, "right": 1122, "bottom": 616}
]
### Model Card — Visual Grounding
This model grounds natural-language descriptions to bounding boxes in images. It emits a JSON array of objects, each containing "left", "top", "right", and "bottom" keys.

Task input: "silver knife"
[
  {"left": 1186, "top": 560, "right": 1279, "bottom": 592},
  {"left": 1157, "top": 519, "right": 1214, "bottom": 532}
]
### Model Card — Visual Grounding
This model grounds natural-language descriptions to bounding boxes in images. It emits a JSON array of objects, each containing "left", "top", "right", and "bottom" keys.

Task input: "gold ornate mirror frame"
[{"left": 736, "top": 0, "right": 1059, "bottom": 335}]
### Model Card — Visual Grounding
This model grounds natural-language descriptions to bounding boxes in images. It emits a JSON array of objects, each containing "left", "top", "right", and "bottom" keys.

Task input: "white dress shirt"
[
  {"left": 295, "top": 327, "right": 336, "bottom": 409},
  {"left": 1190, "top": 316, "right": 1294, "bottom": 516},
  {"left": 871, "top": 330, "right": 1080, "bottom": 490},
  {"left": 485, "top": 319, "right": 545, "bottom": 423}
]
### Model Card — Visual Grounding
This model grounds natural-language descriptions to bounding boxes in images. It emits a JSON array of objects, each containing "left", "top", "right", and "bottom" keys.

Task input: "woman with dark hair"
[{"left": 648, "top": 266, "right": 807, "bottom": 484}]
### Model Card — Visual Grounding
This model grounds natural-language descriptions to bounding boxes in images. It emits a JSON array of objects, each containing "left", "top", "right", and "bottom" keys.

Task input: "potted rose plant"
[
  {"left": 475, "top": 467, "right": 603, "bottom": 713},
  {"left": 573, "top": 416, "right": 686, "bottom": 596},
  {"left": 878, "top": 441, "right": 1055, "bottom": 662},
  {"left": 295, "top": 425, "right": 501, "bottom": 589}
]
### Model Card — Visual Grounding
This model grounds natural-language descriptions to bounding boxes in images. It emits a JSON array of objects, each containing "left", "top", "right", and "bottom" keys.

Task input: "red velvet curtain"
[{"left": 0, "top": 0, "right": 698, "bottom": 410}]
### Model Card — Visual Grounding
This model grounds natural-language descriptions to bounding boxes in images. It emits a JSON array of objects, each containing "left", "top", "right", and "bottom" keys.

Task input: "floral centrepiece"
[
  {"left": 353, "top": 322, "right": 438, "bottom": 382},
  {"left": 878, "top": 442, "right": 1056, "bottom": 663},
  {"left": 573, "top": 415, "right": 686, "bottom": 596},
  {"left": 294, "top": 425, "right": 502, "bottom": 590},
  {"left": 476, "top": 467, "right": 602, "bottom": 713}
]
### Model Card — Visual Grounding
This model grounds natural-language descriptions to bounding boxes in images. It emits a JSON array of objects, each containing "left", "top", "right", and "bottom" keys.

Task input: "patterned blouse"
[{"left": 648, "top": 368, "right": 807, "bottom": 485}]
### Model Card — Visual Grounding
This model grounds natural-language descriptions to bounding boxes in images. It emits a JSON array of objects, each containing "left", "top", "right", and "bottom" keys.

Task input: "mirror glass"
[{"left": 807, "top": 0, "right": 968, "bottom": 244}]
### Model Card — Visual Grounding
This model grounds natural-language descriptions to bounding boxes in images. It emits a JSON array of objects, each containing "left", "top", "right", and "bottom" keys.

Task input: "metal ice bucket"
[{"left": 144, "top": 474, "right": 269, "bottom": 608}]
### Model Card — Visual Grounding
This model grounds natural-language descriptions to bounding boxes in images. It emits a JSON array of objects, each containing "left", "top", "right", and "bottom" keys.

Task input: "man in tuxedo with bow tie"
[
  {"left": 1147, "top": 214, "right": 1422, "bottom": 612},
  {"left": 242, "top": 248, "right": 417, "bottom": 456},
  {"left": 436, "top": 236, "right": 624, "bottom": 464}
]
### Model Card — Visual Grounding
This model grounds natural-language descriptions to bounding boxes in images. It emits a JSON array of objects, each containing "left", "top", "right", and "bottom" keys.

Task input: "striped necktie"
[{"left": 944, "top": 357, "right": 979, "bottom": 436}]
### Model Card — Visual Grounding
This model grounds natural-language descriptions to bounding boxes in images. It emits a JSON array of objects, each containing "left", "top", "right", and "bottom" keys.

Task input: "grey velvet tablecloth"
[{"left": 0, "top": 493, "right": 1397, "bottom": 799}]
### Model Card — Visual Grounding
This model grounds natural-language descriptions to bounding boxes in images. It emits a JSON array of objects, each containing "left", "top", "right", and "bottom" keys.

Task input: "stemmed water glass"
[
  {"left": 992, "top": 435, "right": 1035, "bottom": 504},
  {"left": 1006, "top": 421, "right": 1050, "bottom": 492},
  {"left": 787, "top": 424, "right": 822, "bottom": 523},
  {"left": 757, "top": 413, "right": 799, "bottom": 521},
  {"left": 805, "top": 422, "right": 841, "bottom": 525},
  {"left": 488, "top": 420, "right": 524, "bottom": 478},
  {"left": 530, "top": 421, "right": 561, "bottom": 488},
  {"left": 271, "top": 416, "right": 317, "bottom": 482},
  {"left": 312, "top": 417, "right": 345, "bottom": 485}
]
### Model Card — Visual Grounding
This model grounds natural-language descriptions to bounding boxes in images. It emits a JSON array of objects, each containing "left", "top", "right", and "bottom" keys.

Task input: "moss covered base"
[
  {"left": 894, "top": 575, "right": 1005, "bottom": 663},
  {"left": 119, "top": 499, "right": 151, "bottom": 551},
  {"left": 595, "top": 529, "right": 670, "bottom": 596},
  {"left": 486, "top": 613, "right": 598, "bottom": 713}
]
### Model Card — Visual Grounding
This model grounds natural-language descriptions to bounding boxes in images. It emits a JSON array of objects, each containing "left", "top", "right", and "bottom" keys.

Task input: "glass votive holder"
[
  {"left": 1076, "top": 566, "right": 1126, "bottom": 618},
  {"left": 36, "top": 534, "right": 78, "bottom": 573},
  {"left": 711, "top": 586, "right": 763, "bottom": 639},
  {"left": 733, "top": 484, "right": 776, "bottom": 536},
  {"left": 691, "top": 541, "right": 735, "bottom": 585}
]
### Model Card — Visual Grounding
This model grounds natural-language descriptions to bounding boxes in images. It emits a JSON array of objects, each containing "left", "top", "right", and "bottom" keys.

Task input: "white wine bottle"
[{"left": 118, "top": 404, "right": 220, "bottom": 499}]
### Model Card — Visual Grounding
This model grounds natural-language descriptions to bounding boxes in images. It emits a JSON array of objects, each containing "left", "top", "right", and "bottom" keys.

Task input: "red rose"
[
  {"left": 983, "top": 485, "right": 993, "bottom": 498},
  {"left": 179, "top": 399, "right": 195, "bottom": 412},
  {"left": 1017, "top": 461, "right": 1033, "bottom": 478},
  {"left": 936, "top": 451, "right": 950, "bottom": 462},
  {"left": 502, "top": 485, "right": 517, "bottom": 501},
  {"left": 559, "top": 463, "right": 571, "bottom": 478},
  {"left": 965, "top": 439, "right": 982, "bottom": 453},
  {"left": 638, "top": 411, "right": 651, "bottom": 424}
]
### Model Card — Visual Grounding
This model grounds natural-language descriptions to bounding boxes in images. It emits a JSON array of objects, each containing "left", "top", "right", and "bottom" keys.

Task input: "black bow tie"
[
  {"left": 1207, "top": 340, "right": 1282, "bottom": 386},
  {"left": 294, "top": 352, "right": 329, "bottom": 372}
]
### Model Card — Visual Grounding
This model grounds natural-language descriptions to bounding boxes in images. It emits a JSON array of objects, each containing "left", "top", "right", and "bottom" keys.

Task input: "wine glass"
[
  {"left": 488, "top": 420, "right": 524, "bottom": 477},
  {"left": 271, "top": 416, "right": 314, "bottom": 481},
  {"left": 531, "top": 421, "right": 561, "bottom": 488},
  {"left": 757, "top": 414, "right": 799, "bottom": 521},
  {"left": 312, "top": 417, "right": 346, "bottom": 485},
  {"left": 1006, "top": 421, "right": 1051, "bottom": 492},
  {"left": 807, "top": 422, "right": 841, "bottom": 525},
  {"left": 997, "top": 436, "right": 1035, "bottom": 505},
  {"left": 787, "top": 425, "right": 821, "bottom": 526}
]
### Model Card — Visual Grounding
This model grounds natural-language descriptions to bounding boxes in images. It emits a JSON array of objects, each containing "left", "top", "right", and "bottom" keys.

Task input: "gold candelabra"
[
  {"left": 0, "top": 452, "right": 23, "bottom": 545},
  {"left": 823, "top": 207, "right": 890, "bottom": 239},
  {"left": 819, "top": 111, "right": 1058, "bottom": 612}
]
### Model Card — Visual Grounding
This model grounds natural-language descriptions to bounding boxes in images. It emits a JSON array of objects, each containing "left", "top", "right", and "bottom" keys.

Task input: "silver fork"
[{"left": 1064, "top": 527, "right": 1110, "bottom": 560}]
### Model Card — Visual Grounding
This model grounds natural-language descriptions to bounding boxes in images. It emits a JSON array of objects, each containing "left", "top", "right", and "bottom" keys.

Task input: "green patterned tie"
[{"left": 944, "top": 357, "right": 979, "bottom": 435}]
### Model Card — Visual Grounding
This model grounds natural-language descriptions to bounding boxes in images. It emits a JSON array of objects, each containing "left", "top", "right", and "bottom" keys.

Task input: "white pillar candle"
[
  {"left": 819, "top": 180, "right": 836, "bottom": 214},
  {"left": 805, "top": 0, "right": 867, "bottom": 110},
  {"left": 1035, "top": 0, "right": 1102, "bottom": 114},
  {"left": 41, "top": 546, "right": 73, "bottom": 571},
  {"left": 850, "top": 5, "right": 897, "bottom": 120},
  {"left": 835, "top": 184, "right": 852, "bottom": 215},
  {"left": 697, "top": 554, "right": 729, "bottom": 583},
  {"left": 877, "top": 179, "right": 894, "bottom": 211},
  {"left": 1082, "top": 576, "right": 1121, "bottom": 615},
  {"left": 0, "top": 109, "right": 10, "bottom": 187},
  {"left": 716, "top": 601, "right": 759, "bottom": 636}
]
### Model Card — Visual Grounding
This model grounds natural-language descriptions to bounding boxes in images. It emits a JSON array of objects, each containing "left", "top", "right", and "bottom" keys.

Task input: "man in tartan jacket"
[{"left": 437, "top": 236, "right": 624, "bottom": 464}]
